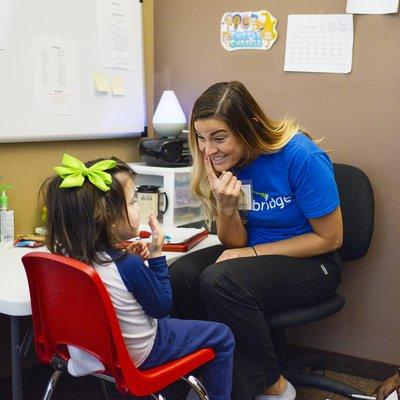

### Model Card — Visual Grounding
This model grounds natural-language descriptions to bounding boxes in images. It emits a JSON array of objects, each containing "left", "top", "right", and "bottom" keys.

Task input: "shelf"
[
  {"left": 128, "top": 162, "right": 203, "bottom": 227},
  {"left": 129, "top": 162, "right": 192, "bottom": 174}
]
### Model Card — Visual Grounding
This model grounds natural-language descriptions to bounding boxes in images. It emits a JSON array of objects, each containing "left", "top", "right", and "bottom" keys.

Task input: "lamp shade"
[{"left": 152, "top": 90, "right": 186, "bottom": 137}]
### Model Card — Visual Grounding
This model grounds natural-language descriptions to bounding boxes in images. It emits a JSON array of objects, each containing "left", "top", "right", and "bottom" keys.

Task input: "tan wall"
[
  {"left": 154, "top": 0, "right": 400, "bottom": 364},
  {"left": 0, "top": 0, "right": 154, "bottom": 378}
]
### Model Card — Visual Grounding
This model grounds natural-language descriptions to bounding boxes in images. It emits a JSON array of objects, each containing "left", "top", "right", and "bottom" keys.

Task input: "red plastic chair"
[{"left": 22, "top": 252, "right": 216, "bottom": 400}]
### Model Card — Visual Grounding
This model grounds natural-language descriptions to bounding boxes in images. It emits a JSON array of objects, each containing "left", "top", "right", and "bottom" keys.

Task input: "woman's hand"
[
  {"left": 216, "top": 247, "right": 257, "bottom": 263},
  {"left": 373, "top": 373, "right": 400, "bottom": 400},
  {"left": 204, "top": 156, "right": 242, "bottom": 216},
  {"left": 124, "top": 240, "right": 150, "bottom": 260},
  {"left": 148, "top": 214, "right": 164, "bottom": 258}
]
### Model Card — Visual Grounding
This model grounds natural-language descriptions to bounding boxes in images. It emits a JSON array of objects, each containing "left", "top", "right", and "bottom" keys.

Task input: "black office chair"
[{"left": 266, "top": 163, "right": 374, "bottom": 398}]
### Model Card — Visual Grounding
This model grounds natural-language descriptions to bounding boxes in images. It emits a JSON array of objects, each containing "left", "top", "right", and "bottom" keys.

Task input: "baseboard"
[{"left": 289, "top": 345, "right": 398, "bottom": 381}]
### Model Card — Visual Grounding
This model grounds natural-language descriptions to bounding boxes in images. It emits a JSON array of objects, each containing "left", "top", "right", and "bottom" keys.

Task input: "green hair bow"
[{"left": 54, "top": 154, "right": 116, "bottom": 192}]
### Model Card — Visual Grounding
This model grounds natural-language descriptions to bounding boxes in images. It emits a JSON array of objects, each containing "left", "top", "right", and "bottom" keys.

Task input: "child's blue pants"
[{"left": 140, "top": 317, "right": 234, "bottom": 400}]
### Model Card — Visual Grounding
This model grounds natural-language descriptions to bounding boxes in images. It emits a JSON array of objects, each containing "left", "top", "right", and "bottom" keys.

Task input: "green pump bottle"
[{"left": 0, "top": 184, "right": 14, "bottom": 245}]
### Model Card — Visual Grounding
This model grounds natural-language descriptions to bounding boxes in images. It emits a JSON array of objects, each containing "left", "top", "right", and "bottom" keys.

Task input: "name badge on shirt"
[{"left": 238, "top": 180, "right": 253, "bottom": 210}]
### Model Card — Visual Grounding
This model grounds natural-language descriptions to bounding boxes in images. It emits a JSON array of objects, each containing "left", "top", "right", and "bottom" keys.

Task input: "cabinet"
[{"left": 128, "top": 163, "right": 204, "bottom": 227}]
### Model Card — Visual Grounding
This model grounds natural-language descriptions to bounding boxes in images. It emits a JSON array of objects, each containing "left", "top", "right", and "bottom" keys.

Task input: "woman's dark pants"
[{"left": 169, "top": 245, "right": 342, "bottom": 400}]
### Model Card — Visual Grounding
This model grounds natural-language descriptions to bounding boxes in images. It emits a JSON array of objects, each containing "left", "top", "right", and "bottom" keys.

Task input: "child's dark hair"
[{"left": 39, "top": 157, "right": 136, "bottom": 265}]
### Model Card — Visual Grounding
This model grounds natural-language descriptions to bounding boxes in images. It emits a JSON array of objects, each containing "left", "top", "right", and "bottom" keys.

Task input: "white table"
[{"left": 0, "top": 235, "right": 221, "bottom": 400}]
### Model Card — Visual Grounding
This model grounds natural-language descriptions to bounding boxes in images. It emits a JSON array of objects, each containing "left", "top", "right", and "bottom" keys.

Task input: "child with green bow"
[{"left": 39, "top": 154, "right": 234, "bottom": 400}]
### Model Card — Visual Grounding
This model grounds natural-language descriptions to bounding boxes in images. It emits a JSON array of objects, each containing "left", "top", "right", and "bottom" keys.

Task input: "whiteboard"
[{"left": 0, "top": 0, "right": 145, "bottom": 142}]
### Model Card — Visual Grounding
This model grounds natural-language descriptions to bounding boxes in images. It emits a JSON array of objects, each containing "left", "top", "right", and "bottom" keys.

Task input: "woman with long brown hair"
[{"left": 170, "top": 81, "right": 343, "bottom": 400}]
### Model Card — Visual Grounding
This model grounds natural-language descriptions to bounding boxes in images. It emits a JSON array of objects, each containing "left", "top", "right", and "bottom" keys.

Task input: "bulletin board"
[{"left": 0, "top": 0, "right": 145, "bottom": 143}]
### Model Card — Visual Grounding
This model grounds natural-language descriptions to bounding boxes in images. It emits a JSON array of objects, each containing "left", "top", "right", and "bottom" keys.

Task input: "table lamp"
[{"left": 152, "top": 90, "right": 186, "bottom": 138}]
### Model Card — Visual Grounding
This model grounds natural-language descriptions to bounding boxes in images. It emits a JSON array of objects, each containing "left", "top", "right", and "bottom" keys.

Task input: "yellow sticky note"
[
  {"left": 111, "top": 76, "right": 125, "bottom": 96},
  {"left": 92, "top": 74, "right": 110, "bottom": 93}
]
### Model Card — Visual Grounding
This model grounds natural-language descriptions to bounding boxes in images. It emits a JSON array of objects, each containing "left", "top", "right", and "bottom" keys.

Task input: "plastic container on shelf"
[{"left": 128, "top": 163, "right": 204, "bottom": 227}]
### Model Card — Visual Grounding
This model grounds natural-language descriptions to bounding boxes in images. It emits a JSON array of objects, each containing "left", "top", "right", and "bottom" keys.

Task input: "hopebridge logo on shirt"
[{"left": 252, "top": 191, "right": 292, "bottom": 211}]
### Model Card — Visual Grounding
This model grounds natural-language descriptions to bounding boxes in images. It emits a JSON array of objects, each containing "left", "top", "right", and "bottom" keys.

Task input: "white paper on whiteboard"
[
  {"left": 97, "top": 0, "right": 134, "bottom": 70},
  {"left": 33, "top": 35, "right": 79, "bottom": 115},
  {"left": 346, "top": 0, "right": 399, "bottom": 14},
  {"left": 284, "top": 14, "right": 353, "bottom": 74}
]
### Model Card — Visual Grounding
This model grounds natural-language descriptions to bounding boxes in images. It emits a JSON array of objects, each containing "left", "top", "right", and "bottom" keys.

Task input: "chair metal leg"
[
  {"left": 182, "top": 375, "right": 209, "bottom": 400},
  {"left": 150, "top": 394, "right": 166, "bottom": 400},
  {"left": 97, "top": 379, "right": 112, "bottom": 400},
  {"left": 42, "top": 370, "right": 63, "bottom": 400}
]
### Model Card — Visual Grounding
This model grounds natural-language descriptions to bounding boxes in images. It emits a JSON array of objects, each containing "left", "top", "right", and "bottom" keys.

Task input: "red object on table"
[
  {"left": 123, "top": 230, "right": 209, "bottom": 253},
  {"left": 162, "top": 229, "right": 209, "bottom": 252},
  {"left": 139, "top": 230, "right": 151, "bottom": 238}
]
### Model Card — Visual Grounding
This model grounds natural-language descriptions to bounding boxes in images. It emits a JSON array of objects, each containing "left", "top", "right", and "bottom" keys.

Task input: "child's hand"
[
  {"left": 148, "top": 214, "right": 164, "bottom": 258},
  {"left": 124, "top": 240, "right": 150, "bottom": 260}
]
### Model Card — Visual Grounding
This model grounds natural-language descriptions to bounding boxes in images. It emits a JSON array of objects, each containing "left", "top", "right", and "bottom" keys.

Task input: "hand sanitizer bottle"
[{"left": 0, "top": 184, "right": 14, "bottom": 245}]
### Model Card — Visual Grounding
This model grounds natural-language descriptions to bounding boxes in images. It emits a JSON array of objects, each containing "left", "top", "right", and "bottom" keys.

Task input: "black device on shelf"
[{"left": 139, "top": 137, "right": 191, "bottom": 167}]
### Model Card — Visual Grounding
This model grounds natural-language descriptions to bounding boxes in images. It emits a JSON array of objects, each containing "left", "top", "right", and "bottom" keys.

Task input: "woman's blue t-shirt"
[{"left": 234, "top": 133, "right": 340, "bottom": 246}]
